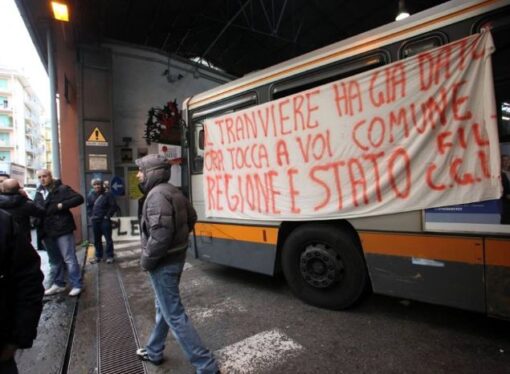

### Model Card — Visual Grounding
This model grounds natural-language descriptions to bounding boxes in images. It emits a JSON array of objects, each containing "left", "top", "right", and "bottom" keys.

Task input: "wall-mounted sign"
[
  {"left": 86, "top": 127, "right": 108, "bottom": 146},
  {"left": 121, "top": 148, "right": 133, "bottom": 163},
  {"left": 111, "top": 216, "right": 140, "bottom": 241},
  {"left": 110, "top": 176, "right": 125, "bottom": 196},
  {"left": 127, "top": 169, "right": 143, "bottom": 200},
  {"left": 88, "top": 154, "right": 108, "bottom": 170}
]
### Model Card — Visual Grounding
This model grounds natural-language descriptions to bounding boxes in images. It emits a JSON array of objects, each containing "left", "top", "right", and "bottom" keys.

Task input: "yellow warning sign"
[{"left": 86, "top": 127, "right": 108, "bottom": 146}]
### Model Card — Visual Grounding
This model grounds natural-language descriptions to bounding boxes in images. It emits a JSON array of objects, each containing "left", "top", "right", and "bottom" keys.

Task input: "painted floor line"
[{"left": 215, "top": 329, "right": 304, "bottom": 374}]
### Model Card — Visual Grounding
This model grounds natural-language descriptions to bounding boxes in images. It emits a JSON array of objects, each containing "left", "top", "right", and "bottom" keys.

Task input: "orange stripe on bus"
[
  {"left": 359, "top": 232, "right": 483, "bottom": 265},
  {"left": 189, "top": 0, "right": 497, "bottom": 108},
  {"left": 194, "top": 223, "right": 509, "bottom": 266},
  {"left": 195, "top": 222, "right": 278, "bottom": 245},
  {"left": 485, "top": 238, "right": 510, "bottom": 267}
]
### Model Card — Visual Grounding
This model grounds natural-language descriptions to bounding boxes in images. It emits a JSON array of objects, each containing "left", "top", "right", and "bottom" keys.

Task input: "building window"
[
  {"left": 0, "top": 151, "right": 10, "bottom": 162},
  {"left": 0, "top": 79, "right": 8, "bottom": 90},
  {"left": 0, "top": 115, "right": 12, "bottom": 128},
  {"left": 0, "top": 133, "right": 9, "bottom": 145}
]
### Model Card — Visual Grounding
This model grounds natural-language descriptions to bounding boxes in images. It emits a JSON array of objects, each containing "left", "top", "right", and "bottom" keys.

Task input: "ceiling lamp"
[
  {"left": 396, "top": 0, "right": 410, "bottom": 21},
  {"left": 51, "top": 1, "right": 69, "bottom": 22}
]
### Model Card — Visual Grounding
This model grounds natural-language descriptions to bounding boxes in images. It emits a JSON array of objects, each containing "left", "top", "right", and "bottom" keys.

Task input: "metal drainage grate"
[{"left": 98, "top": 265, "right": 146, "bottom": 374}]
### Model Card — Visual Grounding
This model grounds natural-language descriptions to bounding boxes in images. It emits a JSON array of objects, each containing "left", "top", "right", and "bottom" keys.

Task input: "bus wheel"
[{"left": 281, "top": 223, "right": 367, "bottom": 310}]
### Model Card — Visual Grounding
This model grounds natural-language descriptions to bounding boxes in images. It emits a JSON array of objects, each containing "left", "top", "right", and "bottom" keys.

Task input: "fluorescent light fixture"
[
  {"left": 51, "top": 1, "right": 69, "bottom": 22},
  {"left": 396, "top": 0, "right": 410, "bottom": 21}
]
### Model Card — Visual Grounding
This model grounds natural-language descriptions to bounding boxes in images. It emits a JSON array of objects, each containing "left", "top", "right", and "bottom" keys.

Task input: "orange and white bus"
[{"left": 182, "top": 0, "right": 510, "bottom": 318}]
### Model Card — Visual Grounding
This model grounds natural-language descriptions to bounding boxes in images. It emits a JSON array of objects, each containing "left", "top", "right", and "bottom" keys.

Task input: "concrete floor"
[
  {"left": 15, "top": 237, "right": 510, "bottom": 374},
  {"left": 16, "top": 240, "right": 85, "bottom": 374}
]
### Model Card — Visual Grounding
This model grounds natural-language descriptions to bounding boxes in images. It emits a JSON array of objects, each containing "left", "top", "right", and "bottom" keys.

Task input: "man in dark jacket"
[
  {"left": 0, "top": 179, "right": 45, "bottom": 240},
  {"left": 134, "top": 154, "right": 219, "bottom": 373},
  {"left": 86, "top": 178, "right": 118, "bottom": 264},
  {"left": 0, "top": 209, "right": 44, "bottom": 373},
  {"left": 34, "top": 169, "right": 84, "bottom": 297}
]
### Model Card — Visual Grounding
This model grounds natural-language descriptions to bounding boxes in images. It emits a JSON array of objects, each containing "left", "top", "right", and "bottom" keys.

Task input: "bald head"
[
  {"left": 2, "top": 178, "right": 20, "bottom": 194},
  {"left": 37, "top": 169, "right": 53, "bottom": 187}
]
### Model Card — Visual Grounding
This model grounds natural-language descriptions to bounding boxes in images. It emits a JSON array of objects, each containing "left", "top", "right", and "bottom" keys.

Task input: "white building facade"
[{"left": 0, "top": 66, "right": 47, "bottom": 184}]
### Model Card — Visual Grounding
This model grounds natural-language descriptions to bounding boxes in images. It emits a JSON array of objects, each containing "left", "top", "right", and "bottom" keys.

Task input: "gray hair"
[{"left": 91, "top": 178, "right": 103, "bottom": 186}]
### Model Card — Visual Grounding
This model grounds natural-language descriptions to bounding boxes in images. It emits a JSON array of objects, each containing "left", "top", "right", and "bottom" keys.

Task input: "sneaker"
[
  {"left": 89, "top": 257, "right": 101, "bottom": 264},
  {"left": 44, "top": 284, "right": 66, "bottom": 296},
  {"left": 106, "top": 257, "right": 114, "bottom": 264},
  {"left": 68, "top": 288, "right": 82, "bottom": 297},
  {"left": 136, "top": 348, "right": 163, "bottom": 366}
]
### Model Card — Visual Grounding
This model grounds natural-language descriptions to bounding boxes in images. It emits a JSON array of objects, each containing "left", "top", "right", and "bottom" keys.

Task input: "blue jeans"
[
  {"left": 43, "top": 237, "right": 66, "bottom": 288},
  {"left": 92, "top": 219, "right": 114, "bottom": 259},
  {"left": 146, "top": 261, "right": 218, "bottom": 374},
  {"left": 45, "top": 233, "right": 82, "bottom": 289}
]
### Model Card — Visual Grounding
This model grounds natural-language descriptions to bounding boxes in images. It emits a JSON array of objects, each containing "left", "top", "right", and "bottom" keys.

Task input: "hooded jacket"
[
  {"left": 0, "top": 209, "right": 44, "bottom": 350},
  {"left": 136, "top": 155, "right": 197, "bottom": 271},
  {"left": 0, "top": 193, "right": 44, "bottom": 238},
  {"left": 33, "top": 179, "right": 84, "bottom": 238}
]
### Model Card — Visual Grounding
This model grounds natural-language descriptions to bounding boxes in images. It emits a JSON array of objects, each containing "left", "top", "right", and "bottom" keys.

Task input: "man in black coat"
[
  {"left": 34, "top": 169, "right": 84, "bottom": 297},
  {"left": 86, "top": 178, "right": 118, "bottom": 264},
  {"left": 0, "top": 179, "right": 45, "bottom": 240},
  {"left": 0, "top": 209, "right": 44, "bottom": 373}
]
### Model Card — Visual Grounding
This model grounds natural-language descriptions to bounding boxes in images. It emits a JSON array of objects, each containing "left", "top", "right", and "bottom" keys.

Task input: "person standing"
[
  {"left": 134, "top": 154, "right": 219, "bottom": 373},
  {"left": 34, "top": 169, "right": 84, "bottom": 297},
  {"left": 86, "top": 178, "right": 118, "bottom": 264},
  {"left": 0, "top": 179, "right": 45, "bottom": 241},
  {"left": 0, "top": 209, "right": 44, "bottom": 374}
]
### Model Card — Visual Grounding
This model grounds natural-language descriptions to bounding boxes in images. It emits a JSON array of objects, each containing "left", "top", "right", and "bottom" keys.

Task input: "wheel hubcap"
[{"left": 299, "top": 243, "right": 343, "bottom": 288}]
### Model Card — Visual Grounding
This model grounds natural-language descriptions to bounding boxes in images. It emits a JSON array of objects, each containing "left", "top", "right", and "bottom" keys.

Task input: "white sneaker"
[
  {"left": 68, "top": 288, "right": 82, "bottom": 297},
  {"left": 44, "top": 284, "right": 66, "bottom": 296}
]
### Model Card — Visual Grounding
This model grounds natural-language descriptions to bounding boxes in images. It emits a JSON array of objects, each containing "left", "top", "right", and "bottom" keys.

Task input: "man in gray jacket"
[{"left": 134, "top": 154, "right": 219, "bottom": 374}]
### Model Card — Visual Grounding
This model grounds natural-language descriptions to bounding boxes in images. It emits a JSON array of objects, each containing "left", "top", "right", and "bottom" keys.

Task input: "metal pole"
[{"left": 47, "top": 23, "right": 61, "bottom": 178}]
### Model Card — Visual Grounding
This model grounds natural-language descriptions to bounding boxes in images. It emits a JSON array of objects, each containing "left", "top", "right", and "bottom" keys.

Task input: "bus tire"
[{"left": 281, "top": 223, "right": 367, "bottom": 310}]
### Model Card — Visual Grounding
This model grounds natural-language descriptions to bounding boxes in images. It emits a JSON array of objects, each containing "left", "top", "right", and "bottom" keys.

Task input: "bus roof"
[{"left": 185, "top": 0, "right": 508, "bottom": 110}]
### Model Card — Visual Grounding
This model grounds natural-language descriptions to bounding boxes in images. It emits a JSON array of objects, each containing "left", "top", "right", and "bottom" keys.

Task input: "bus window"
[
  {"left": 501, "top": 102, "right": 510, "bottom": 142},
  {"left": 474, "top": 11, "right": 510, "bottom": 36},
  {"left": 271, "top": 52, "right": 389, "bottom": 100},
  {"left": 198, "top": 128, "right": 205, "bottom": 149},
  {"left": 476, "top": 12, "right": 510, "bottom": 142},
  {"left": 399, "top": 33, "right": 447, "bottom": 59},
  {"left": 192, "top": 122, "right": 205, "bottom": 173},
  {"left": 190, "top": 92, "right": 258, "bottom": 173}
]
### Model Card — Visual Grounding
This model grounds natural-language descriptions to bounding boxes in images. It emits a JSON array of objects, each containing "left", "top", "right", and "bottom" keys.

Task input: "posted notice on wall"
[
  {"left": 158, "top": 143, "right": 182, "bottom": 187},
  {"left": 88, "top": 154, "right": 108, "bottom": 171},
  {"left": 204, "top": 32, "right": 502, "bottom": 221}
]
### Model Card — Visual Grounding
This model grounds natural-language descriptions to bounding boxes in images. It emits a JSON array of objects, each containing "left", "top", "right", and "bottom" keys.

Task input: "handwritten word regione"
[{"left": 203, "top": 32, "right": 502, "bottom": 220}]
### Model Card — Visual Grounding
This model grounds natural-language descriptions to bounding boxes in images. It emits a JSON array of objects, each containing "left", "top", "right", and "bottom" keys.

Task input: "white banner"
[{"left": 204, "top": 32, "right": 502, "bottom": 220}]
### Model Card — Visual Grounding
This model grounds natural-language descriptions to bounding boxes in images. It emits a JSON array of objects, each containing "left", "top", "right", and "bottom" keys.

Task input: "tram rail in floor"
[{"left": 97, "top": 264, "right": 146, "bottom": 374}]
